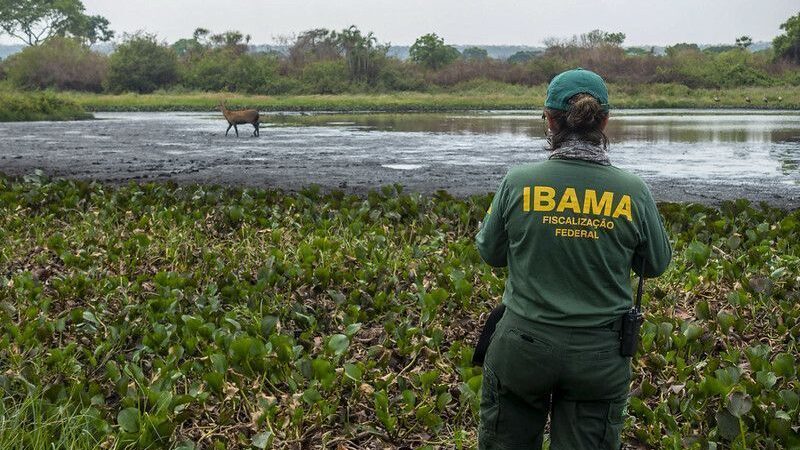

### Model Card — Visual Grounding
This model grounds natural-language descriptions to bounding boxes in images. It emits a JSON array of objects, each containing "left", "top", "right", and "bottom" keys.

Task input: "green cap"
[{"left": 545, "top": 68, "right": 610, "bottom": 111}]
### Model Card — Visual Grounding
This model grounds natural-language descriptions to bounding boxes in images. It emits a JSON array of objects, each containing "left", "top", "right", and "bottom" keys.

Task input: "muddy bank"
[
  {"left": 1, "top": 155, "right": 797, "bottom": 209},
  {"left": 0, "top": 112, "right": 798, "bottom": 208}
]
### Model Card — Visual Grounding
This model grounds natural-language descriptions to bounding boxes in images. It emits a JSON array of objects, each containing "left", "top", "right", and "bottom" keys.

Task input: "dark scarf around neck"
[{"left": 548, "top": 137, "right": 611, "bottom": 166}]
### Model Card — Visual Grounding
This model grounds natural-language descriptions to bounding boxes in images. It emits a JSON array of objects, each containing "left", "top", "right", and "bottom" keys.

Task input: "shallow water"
[
  {"left": 258, "top": 109, "right": 800, "bottom": 183},
  {"left": 0, "top": 110, "right": 798, "bottom": 204}
]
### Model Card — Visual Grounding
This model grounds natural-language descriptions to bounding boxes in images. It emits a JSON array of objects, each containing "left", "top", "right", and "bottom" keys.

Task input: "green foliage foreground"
[
  {"left": 0, "top": 175, "right": 798, "bottom": 449},
  {"left": 0, "top": 92, "right": 92, "bottom": 122}
]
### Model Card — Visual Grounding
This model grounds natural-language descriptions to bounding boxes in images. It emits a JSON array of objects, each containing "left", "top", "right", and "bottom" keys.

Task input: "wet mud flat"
[
  {"left": 1, "top": 155, "right": 796, "bottom": 208},
  {"left": 0, "top": 112, "right": 798, "bottom": 208}
]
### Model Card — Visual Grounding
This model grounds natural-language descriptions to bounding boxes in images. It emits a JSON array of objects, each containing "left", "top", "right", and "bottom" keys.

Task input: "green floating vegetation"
[
  {"left": 0, "top": 174, "right": 798, "bottom": 449},
  {"left": 59, "top": 82, "right": 800, "bottom": 112},
  {"left": 0, "top": 92, "right": 93, "bottom": 122}
]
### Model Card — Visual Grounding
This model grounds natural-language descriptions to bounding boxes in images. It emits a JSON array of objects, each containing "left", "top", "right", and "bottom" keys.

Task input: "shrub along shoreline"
[
  {"left": 1, "top": 84, "right": 798, "bottom": 121},
  {"left": 0, "top": 175, "right": 797, "bottom": 449},
  {"left": 0, "top": 92, "right": 93, "bottom": 122},
  {"left": 61, "top": 83, "right": 800, "bottom": 112}
]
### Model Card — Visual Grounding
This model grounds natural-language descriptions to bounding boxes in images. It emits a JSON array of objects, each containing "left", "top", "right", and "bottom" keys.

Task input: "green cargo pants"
[{"left": 478, "top": 307, "right": 632, "bottom": 450}]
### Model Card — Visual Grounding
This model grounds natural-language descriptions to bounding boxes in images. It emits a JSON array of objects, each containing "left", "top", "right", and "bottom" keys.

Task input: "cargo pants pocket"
[
  {"left": 602, "top": 398, "right": 628, "bottom": 450},
  {"left": 478, "top": 366, "right": 500, "bottom": 446}
]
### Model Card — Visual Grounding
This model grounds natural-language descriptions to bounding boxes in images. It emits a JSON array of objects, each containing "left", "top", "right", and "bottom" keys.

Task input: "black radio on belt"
[
  {"left": 620, "top": 259, "right": 647, "bottom": 357},
  {"left": 472, "top": 304, "right": 506, "bottom": 366}
]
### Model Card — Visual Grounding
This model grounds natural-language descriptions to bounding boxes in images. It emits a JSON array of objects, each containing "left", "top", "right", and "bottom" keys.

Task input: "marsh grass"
[
  {"left": 57, "top": 83, "right": 800, "bottom": 112},
  {"left": 0, "top": 393, "right": 108, "bottom": 449},
  {"left": 0, "top": 91, "right": 93, "bottom": 122}
]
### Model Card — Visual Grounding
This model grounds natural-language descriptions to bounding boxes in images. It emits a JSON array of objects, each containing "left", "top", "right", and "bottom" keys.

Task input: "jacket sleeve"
[
  {"left": 476, "top": 176, "right": 509, "bottom": 267},
  {"left": 634, "top": 187, "right": 672, "bottom": 278}
]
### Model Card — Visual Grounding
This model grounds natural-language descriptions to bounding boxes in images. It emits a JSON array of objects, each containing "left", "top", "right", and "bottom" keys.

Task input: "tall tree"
[
  {"left": 173, "top": 28, "right": 249, "bottom": 59},
  {"left": 332, "top": 25, "right": 386, "bottom": 82},
  {"left": 409, "top": 33, "right": 460, "bottom": 70},
  {"left": 462, "top": 46, "right": 489, "bottom": 61},
  {"left": 507, "top": 50, "right": 539, "bottom": 63},
  {"left": 108, "top": 33, "right": 178, "bottom": 93},
  {"left": 735, "top": 35, "right": 753, "bottom": 50},
  {"left": 580, "top": 30, "right": 626, "bottom": 47},
  {"left": 288, "top": 28, "right": 339, "bottom": 68},
  {"left": 0, "top": 0, "right": 113, "bottom": 46},
  {"left": 665, "top": 42, "right": 700, "bottom": 57},
  {"left": 773, "top": 12, "right": 800, "bottom": 63},
  {"left": 210, "top": 30, "right": 251, "bottom": 54}
]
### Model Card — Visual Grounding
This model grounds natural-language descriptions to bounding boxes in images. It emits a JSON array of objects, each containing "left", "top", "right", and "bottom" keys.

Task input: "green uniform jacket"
[{"left": 476, "top": 160, "right": 672, "bottom": 328}]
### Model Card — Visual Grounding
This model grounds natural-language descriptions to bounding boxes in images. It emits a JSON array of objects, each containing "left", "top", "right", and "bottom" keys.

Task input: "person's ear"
[
  {"left": 600, "top": 115, "right": 609, "bottom": 131},
  {"left": 546, "top": 112, "right": 557, "bottom": 132}
]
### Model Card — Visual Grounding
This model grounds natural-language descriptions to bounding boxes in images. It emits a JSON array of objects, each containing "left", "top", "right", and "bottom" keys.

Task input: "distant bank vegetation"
[
  {"left": 0, "top": 91, "right": 91, "bottom": 122},
  {"left": 60, "top": 84, "right": 800, "bottom": 112},
  {"left": 0, "top": 11, "right": 798, "bottom": 101}
]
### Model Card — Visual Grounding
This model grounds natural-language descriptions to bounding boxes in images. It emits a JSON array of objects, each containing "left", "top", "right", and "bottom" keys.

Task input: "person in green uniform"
[{"left": 475, "top": 68, "right": 672, "bottom": 450}]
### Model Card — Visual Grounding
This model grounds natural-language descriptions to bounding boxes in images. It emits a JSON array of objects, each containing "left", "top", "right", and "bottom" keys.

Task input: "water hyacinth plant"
[{"left": 0, "top": 174, "right": 798, "bottom": 449}]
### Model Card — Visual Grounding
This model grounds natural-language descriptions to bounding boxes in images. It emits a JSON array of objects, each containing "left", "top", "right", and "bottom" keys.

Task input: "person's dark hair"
[{"left": 545, "top": 93, "right": 609, "bottom": 150}]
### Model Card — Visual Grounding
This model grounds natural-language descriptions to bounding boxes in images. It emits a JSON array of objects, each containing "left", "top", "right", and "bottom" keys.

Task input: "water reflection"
[
  {"left": 771, "top": 140, "right": 800, "bottom": 175},
  {"left": 605, "top": 115, "right": 800, "bottom": 144},
  {"left": 263, "top": 110, "right": 800, "bottom": 144},
  {"left": 264, "top": 112, "right": 547, "bottom": 137},
  {"left": 260, "top": 110, "right": 800, "bottom": 182}
]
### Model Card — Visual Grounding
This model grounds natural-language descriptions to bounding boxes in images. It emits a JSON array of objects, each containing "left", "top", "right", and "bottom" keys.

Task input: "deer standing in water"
[{"left": 219, "top": 101, "right": 260, "bottom": 137}]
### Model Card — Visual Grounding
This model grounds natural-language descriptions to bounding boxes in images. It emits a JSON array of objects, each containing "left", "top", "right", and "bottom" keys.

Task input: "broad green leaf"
[
  {"left": 260, "top": 316, "right": 279, "bottom": 337},
  {"left": 327, "top": 290, "right": 346, "bottom": 304},
  {"left": 344, "top": 363, "right": 362, "bottom": 382},
  {"left": 204, "top": 371, "right": 224, "bottom": 392},
  {"left": 683, "top": 324, "right": 704, "bottom": 341},
  {"left": 374, "top": 389, "right": 396, "bottom": 433},
  {"left": 117, "top": 407, "right": 140, "bottom": 433},
  {"left": 778, "top": 390, "right": 799, "bottom": 410},
  {"left": 772, "top": 353, "right": 796, "bottom": 377},
  {"left": 769, "top": 416, "right": 791, "bottom": 439},
  {"left": 82, "top": 311, "right": 98, "bottom": 325},
  {"left": 302, "top": 388, "right": 321, "bottom": 405},
  {"left": 694, "top": 300, "right": 710, "bottom": 320},
  {"left": 725, "top": 235, "right": 741, "bottom": 250},
  {"left": 252, "top": 431, "right": 273, "bottom": 449},
  {"left": 770, "top": 267, "right": 787, "bottom": 278},
  {"left": 716, "top": 311, "right": 736, "bottom": 332},
  {"left": 727, "top": 391, "right": 752, "bottom": 418},
  {"left": 436, "top": 391, "right": 452, "bottom": 410},
  {"left": 328, "top": 334, "right": 350, "bottom": 356},
  {"left": 715, "top": 409, "right": 740, "bottom": 441},
  {"left": 311, "top": 358, "right": 333, "bottom": 380},
  {"left": 467, "top": 374, "right": 483, "bottom": 393},
  {"left": 755, "top": 370, "right": 777, "bottom": 389},
  {"left": 686, "top": 241, "right": 710, "bottom": 267},
  {"left": 402, "top": 389, "right": 416, "bottom": 409},
  {"left": 210, "top": 353, "right": 227, "bottom": 373},
  {"left": 344, "top": 322, "right": 362, "bottom": 336},
  {"left": 745, "top": 344, "right": 771, "bottom": 371}
]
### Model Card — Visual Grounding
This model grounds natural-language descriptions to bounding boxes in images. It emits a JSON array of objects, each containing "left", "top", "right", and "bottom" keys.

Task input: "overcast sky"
[{"left": 3, "top": 0, "right": 799, "bottom": 46}]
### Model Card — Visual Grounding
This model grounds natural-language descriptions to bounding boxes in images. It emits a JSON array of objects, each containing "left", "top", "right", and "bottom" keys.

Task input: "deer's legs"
[
  {"left": 234, "top": 124, "right": 239, "bottom": 137},
  {"left": 226, "top": 124, "right": 233, "bottom": 136},
  {"left": 253, "top": 123, "right": 259, "bottom": 137}
]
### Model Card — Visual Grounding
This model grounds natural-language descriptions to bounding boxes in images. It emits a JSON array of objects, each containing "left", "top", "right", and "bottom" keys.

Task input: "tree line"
[{"left": 0, "top": 1, "right": 799, "bottom": 95}]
